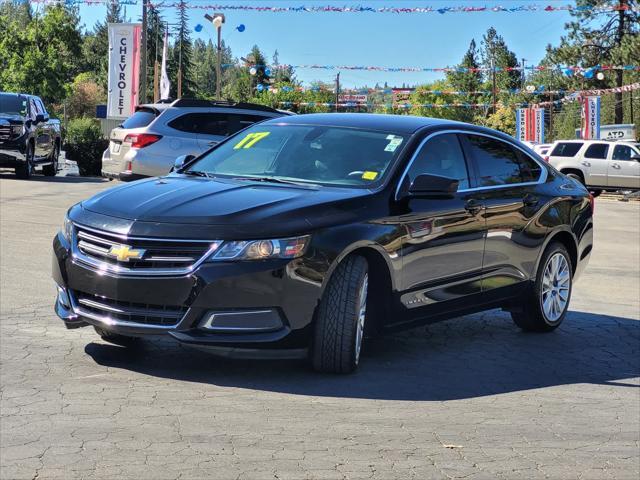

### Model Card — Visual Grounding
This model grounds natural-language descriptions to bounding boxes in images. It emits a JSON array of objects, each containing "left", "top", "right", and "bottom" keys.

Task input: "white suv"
[
  {"left": 547, "top": 139, "right": 640, "bottom": 192},
  {"left": 102, "top": 99, "right": 291, "bottom": 181}
]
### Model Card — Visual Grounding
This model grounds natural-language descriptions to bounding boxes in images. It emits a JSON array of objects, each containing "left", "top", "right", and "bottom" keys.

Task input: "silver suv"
[{"left": 102, "top": 99, "right": 291, "bottom": 181}]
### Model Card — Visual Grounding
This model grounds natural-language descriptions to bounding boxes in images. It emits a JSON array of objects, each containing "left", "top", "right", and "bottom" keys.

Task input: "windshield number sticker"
[
  {"left": 385, "top": 135, "right": 403, "bottom": 152},
  {"left": 362, "top": 171, "right": 379, "bottom": 181},
  {"left": 234, "top": 132, "right": 270, "bottom": 150}
]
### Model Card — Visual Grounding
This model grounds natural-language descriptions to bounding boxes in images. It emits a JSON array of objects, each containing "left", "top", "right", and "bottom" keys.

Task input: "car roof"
[{"left": 262, "top": 113, "right": 464, "bottom": 134}]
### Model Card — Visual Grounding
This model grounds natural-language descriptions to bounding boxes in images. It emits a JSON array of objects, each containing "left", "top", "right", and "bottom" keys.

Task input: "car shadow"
[{"left": 84, "top": 310, "right": 639, "bottom": 401}]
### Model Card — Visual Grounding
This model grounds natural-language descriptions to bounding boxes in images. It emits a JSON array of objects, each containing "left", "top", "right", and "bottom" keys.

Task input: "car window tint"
[
  {"left": 612, "top": 144, "right": 635, "bottom": 161},
  {"left": 407, "top": 133, "right": 469, "bottom": 190},
  {"left": 584, "top": 143, "right": 609, "bottom": 159},
  {"left": 170, "top": 113, "right": 269, "bottom": 136},
  {"left": 551, "top": 142, "right": 582, "bottom": 157},
  {"left": 516, "top": 151, "right": 543, "bottom": 183},
  {"left": 122, "top": 109, "right": 158, "bottom": 129},
  {"left": 464, "top": 135, "right": 528, "bottom": 186}
]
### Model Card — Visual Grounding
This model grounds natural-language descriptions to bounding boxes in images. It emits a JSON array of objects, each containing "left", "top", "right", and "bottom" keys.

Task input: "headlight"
[
  {"left": 10, "top": 125, "right": 24, "bottom": 137},
  {"left": 209, "top": 235, "right": 310, "bottom": 261},
  {"left": 62, "top": 216, "right": 74, "bottom": 242}
]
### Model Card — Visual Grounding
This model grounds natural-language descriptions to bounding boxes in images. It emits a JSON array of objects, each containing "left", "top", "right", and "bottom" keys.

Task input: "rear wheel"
[
  {"left": 512, "top": 242, "right": 572, "bottom": 332},
  {"left": 94, "top": 326, "right": 140, "bottom": 347},
  {"left": 311, "top": 255, "right": 368, "bottom": 374},
  {"left": 42, "top": 144, "right": 59, "bottom": 176},
  {"left": 15, "top": 143, "right": 34, "bottom": 179}
]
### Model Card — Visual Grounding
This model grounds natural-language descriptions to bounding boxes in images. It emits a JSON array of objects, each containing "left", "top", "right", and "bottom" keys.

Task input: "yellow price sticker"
[
  {"left": 234, "top": 132, "right": 271, "bottom": 149},
  {"left": 362, "top": 171, "right": 379, "bottom": 181}
]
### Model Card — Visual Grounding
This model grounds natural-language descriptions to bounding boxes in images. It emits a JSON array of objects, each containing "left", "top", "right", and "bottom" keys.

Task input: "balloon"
[
  {"left": 236, "top": 24, "right": 246, "bottom": 32},
  {"left": 194, "top": 24, "right": 203, "bottom": 32},
  {"left": 264, "top": 68, "right": 272, "bottom": 76},
  {"left": 249, "top": 67, "right": 257, "bottom": 76},
  {"left": 584, "top": 69, "right": 594, "bottom": 79},
  {"left": 256, "top": 84, "right": 264, "bottom": 92},
  {"left": 563, "top": 68, "right": 573, "bottom": 77}
]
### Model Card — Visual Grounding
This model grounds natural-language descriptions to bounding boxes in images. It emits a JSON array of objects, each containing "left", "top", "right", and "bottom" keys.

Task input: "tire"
[
  {"left": 94, "top": 326, "right": 140, "bottom": 347},
  {"left": 511, "top": 242, "right": 572, "bottom": 332},
  {"left": 311, "top": 255, "right": 369, "bottom": 374},
  {"left": 15, "top": 143, "right": 34, "bottom": 179},
  {"left": 42, "top": 144, "right": 59, "bottom": 177}
]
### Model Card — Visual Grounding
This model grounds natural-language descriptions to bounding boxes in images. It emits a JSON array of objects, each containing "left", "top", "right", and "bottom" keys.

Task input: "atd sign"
[{"left": 107, "top": 23, "right": 142, "bottom": 119}]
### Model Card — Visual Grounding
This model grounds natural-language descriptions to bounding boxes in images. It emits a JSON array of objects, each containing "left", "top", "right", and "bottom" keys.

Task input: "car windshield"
[
  {"left": 0, "top": 94, "right": 28, "bottom": 116},
  {"left": 186, "top": 124, "right": 408, "bottom": 187}
]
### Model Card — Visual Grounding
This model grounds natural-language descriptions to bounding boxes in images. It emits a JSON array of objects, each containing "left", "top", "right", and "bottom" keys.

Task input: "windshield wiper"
[
  {"left": 182, "top": 170, "right": 213, "bottom": 179},
  {"left": 233, "top": 176, "right": 313, "bottom": 186}
]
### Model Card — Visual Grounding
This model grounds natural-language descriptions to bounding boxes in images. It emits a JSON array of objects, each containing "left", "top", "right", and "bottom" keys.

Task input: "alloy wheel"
[{"left": 541, "top": 252, "right": 570, "bottom": 322}]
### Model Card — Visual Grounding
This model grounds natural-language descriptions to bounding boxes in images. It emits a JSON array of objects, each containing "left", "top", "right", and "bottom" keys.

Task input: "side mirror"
[
  {"left": 35, "top": 113, "right": 47, "bottom": 124},
  {"left": 408, "top": 174, "right": 459, "bottom": 198},
  {"left": 172, "top": 154, "right": 195, "bottom": 172},
  {"left": 630, "top": 153, "right": 640, "bottom": 162}
]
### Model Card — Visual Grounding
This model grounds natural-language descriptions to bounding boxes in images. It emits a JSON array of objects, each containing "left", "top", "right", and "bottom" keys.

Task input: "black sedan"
[{"left": 53, "top": 114, "right": 593, "bottom": 373}]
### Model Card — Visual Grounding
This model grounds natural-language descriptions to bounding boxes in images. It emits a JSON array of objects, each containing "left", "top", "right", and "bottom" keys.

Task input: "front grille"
[
  {"left": 0, "top": 125, "right": 11, "bottom": 141},
  {"left": 73, "top": 226, "right": 217, "bottom": 274},
  {"left": 72, "top": 290, "right": 187, "bottom": 327}
]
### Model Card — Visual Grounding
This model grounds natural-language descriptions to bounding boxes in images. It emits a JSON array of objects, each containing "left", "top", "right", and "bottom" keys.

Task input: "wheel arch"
[
  {"left": 536, "top": 228, "right": 579, "bottom": 275},
  {"left": 560, "top": 168, "right": 586, "bottom": 184}
]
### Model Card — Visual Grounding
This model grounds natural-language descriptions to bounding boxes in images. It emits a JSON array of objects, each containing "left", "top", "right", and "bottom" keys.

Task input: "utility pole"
[
  {"left": 548, "top": 91, "right": 553, "bottom": 140},
  {"left": 205, "top": 14, "right": 225, "bottom": 100},
  {"left": 521, "top": 58, "right": 526, "bottom": 89},
  {"left": 491, "top": 56, "right": 497, "bottom": 115},
  {"left": 335, "top": 72, "right": 340, "bottom": 112},
  {"left": 140, "top": 0, "right": 148, "bottom": 104}
]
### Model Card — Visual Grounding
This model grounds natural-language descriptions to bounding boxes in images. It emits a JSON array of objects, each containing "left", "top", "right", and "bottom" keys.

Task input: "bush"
[{"left": 63, "top": 118, "right": 108, "bottom": 176}]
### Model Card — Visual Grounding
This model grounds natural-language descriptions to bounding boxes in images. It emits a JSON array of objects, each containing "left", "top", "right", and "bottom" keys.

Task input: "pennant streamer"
[{"left": 27, "top": 1, "right": 640, "bottom": 14}]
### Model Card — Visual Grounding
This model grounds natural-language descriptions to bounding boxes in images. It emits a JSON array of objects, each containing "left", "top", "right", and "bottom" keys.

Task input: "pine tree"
[
  {"left": 480, "top": 27, "right": 520, "bottom": 91},
  {"left": 81, "top": 1, "right": 123, "bottom": 89},
  {"left": 446, "top": 39, "right": 483, "bottom": 121},
  {"left": 170, "top": 1, "right": 194, "bottom": 98}
]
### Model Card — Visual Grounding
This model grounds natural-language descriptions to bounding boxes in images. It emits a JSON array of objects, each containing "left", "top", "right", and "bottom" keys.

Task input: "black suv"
[
  {"left": 0, "top": 92, "right": 61, "bottom": 178},
  {"left": 53, "top": 114, "right": 593, "bottom": 373}
]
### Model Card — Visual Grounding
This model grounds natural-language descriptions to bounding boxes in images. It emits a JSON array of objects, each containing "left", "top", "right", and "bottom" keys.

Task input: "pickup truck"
[
  {"left": 0, "top": 92, "right": 61, "bottom": 179},
  {"left": 547, "top": 139, "right": 640, "bottom": 193}
]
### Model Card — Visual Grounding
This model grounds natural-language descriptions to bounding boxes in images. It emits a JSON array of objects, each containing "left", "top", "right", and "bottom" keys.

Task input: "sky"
[{"left": 63, "top": 0, "right": 577, "bottom": 88}]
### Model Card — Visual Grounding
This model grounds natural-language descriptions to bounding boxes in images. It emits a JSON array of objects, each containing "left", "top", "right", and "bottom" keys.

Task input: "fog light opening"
[{"left": 199, "top": 309, "right": 284, "bottom": 333}]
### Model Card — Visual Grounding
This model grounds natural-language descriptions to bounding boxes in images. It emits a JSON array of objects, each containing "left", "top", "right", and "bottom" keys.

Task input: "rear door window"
[
  {"left": 169, "top": 113, "right": 269, "bottom": 136},
  {"left": 551, "top": 142, "right": 583, "bottom": 157},
  {"left": 584, "top": 143, "right": 609, "bottom": 159},
  {"left": 121, "top": 108, "right": 159, "bottom": 129},
  {"left": 463, "top": 134, "right": 542, "bottom": 187}
]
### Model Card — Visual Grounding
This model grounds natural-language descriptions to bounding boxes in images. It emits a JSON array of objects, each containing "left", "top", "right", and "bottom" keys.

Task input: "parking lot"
[{"left": 1, "top": 171, "right": 638, "bottom": 479}]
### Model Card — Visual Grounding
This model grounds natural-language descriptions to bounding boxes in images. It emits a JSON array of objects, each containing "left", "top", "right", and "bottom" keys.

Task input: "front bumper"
[
  {"left": 0, "top": 144, "right": 26, "bottom": 167},
  {"left": 52, "top": 232, "right": 322, "bottom": 358}
]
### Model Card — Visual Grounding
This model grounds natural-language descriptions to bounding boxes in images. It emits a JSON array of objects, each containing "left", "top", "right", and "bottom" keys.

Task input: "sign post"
[{"left": 107, "top": 23, "right": 142, "bottom": 119}]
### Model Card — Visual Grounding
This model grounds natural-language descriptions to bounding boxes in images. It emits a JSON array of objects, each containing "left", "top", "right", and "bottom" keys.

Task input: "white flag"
[{"left": 160, "top": 29, "right": 171, "bottom": 100}]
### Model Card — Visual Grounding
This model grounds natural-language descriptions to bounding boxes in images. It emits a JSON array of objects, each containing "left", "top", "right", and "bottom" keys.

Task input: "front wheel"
[
  {"left": 311, "top": 255, "right": 368, "bottom": 374},
  {"left": 42, "top": 145, "right": 59, "bottom": 177},
  {"left": 15, "top": 144, "right": 34, "bottom": 179},
  {"left": 512, "top": 242, "right": 572, "bottom": 332}
]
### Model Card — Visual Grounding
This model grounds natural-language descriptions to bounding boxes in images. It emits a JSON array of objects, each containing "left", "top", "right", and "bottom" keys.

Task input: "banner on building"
[
  {"left": 338, "top": 94, "right": 368, "bottom": 105},
  {"left": 581, "top": 96, "right": 601, "bottom": 139},
  {"left": 107, "top": 23, "right": 142, "bottom": 119},
  {"left": 516, "top": 107, "right": 545, "bottom": 143}
]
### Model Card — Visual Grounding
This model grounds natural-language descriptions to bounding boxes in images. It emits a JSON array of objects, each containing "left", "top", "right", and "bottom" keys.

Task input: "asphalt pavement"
[{"left": 1, "top": 168, "right": 638, "bottom": 479}]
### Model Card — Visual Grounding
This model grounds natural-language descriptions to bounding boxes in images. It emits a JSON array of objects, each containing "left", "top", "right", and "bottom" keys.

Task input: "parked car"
[
  {"left": 101, "top": 99, "right": 292, "bottom": 181},
  {"left": 533, "top": 143, "right": 552, "bottom": 156},
  {"left": 546, "top": 139, "right": 640, "bottom": 193},
  {"left": 0, "top": 92, "right": 61, "bottom": 179},
  {"left": 54, "top": 114, "right": 593, "bottom": 373}
]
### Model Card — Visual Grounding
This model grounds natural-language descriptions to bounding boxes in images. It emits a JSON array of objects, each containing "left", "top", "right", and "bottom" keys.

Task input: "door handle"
[
  {"left": 523, "top": 193, "right": 539, "bottom": 206},
  {"left": 581, "top": 161, "right": 590, "bottom": 167},
  {"left": 464, "top": 199, "right": 484, "bottom": 214},
  {"left": 612, "top": 163, "right": 621, "bottom": 169},
  {"left": 207, "top": 141, "right": 219, "bottom": 146}
]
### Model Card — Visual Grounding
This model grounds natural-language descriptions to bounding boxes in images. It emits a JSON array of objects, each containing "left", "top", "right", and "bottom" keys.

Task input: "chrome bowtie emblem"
[{"left": 108, "top": 244, "right": 146, "bottom": 262}]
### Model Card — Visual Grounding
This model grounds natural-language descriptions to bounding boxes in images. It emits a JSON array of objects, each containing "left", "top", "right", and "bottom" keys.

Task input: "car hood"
[{"left": 79, "top": 176, "right": 373, "bottom": 238}]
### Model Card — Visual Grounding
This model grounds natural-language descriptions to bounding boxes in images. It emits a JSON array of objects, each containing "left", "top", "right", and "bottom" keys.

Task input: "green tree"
[
  {"left": 170, "top": 1, "right": 195, "bottom": 98},
  {"left": 547, "top": 0, "right": 639, "bottom": 123},
  {"left": 445, "top": 39, "right": 484, "bottom": 122},
  {"left": 480, "top": 27, "right": 521, "bottom": 93},
  {"left": 0, "top": 5, "right": 82, "bottom": 103}
]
